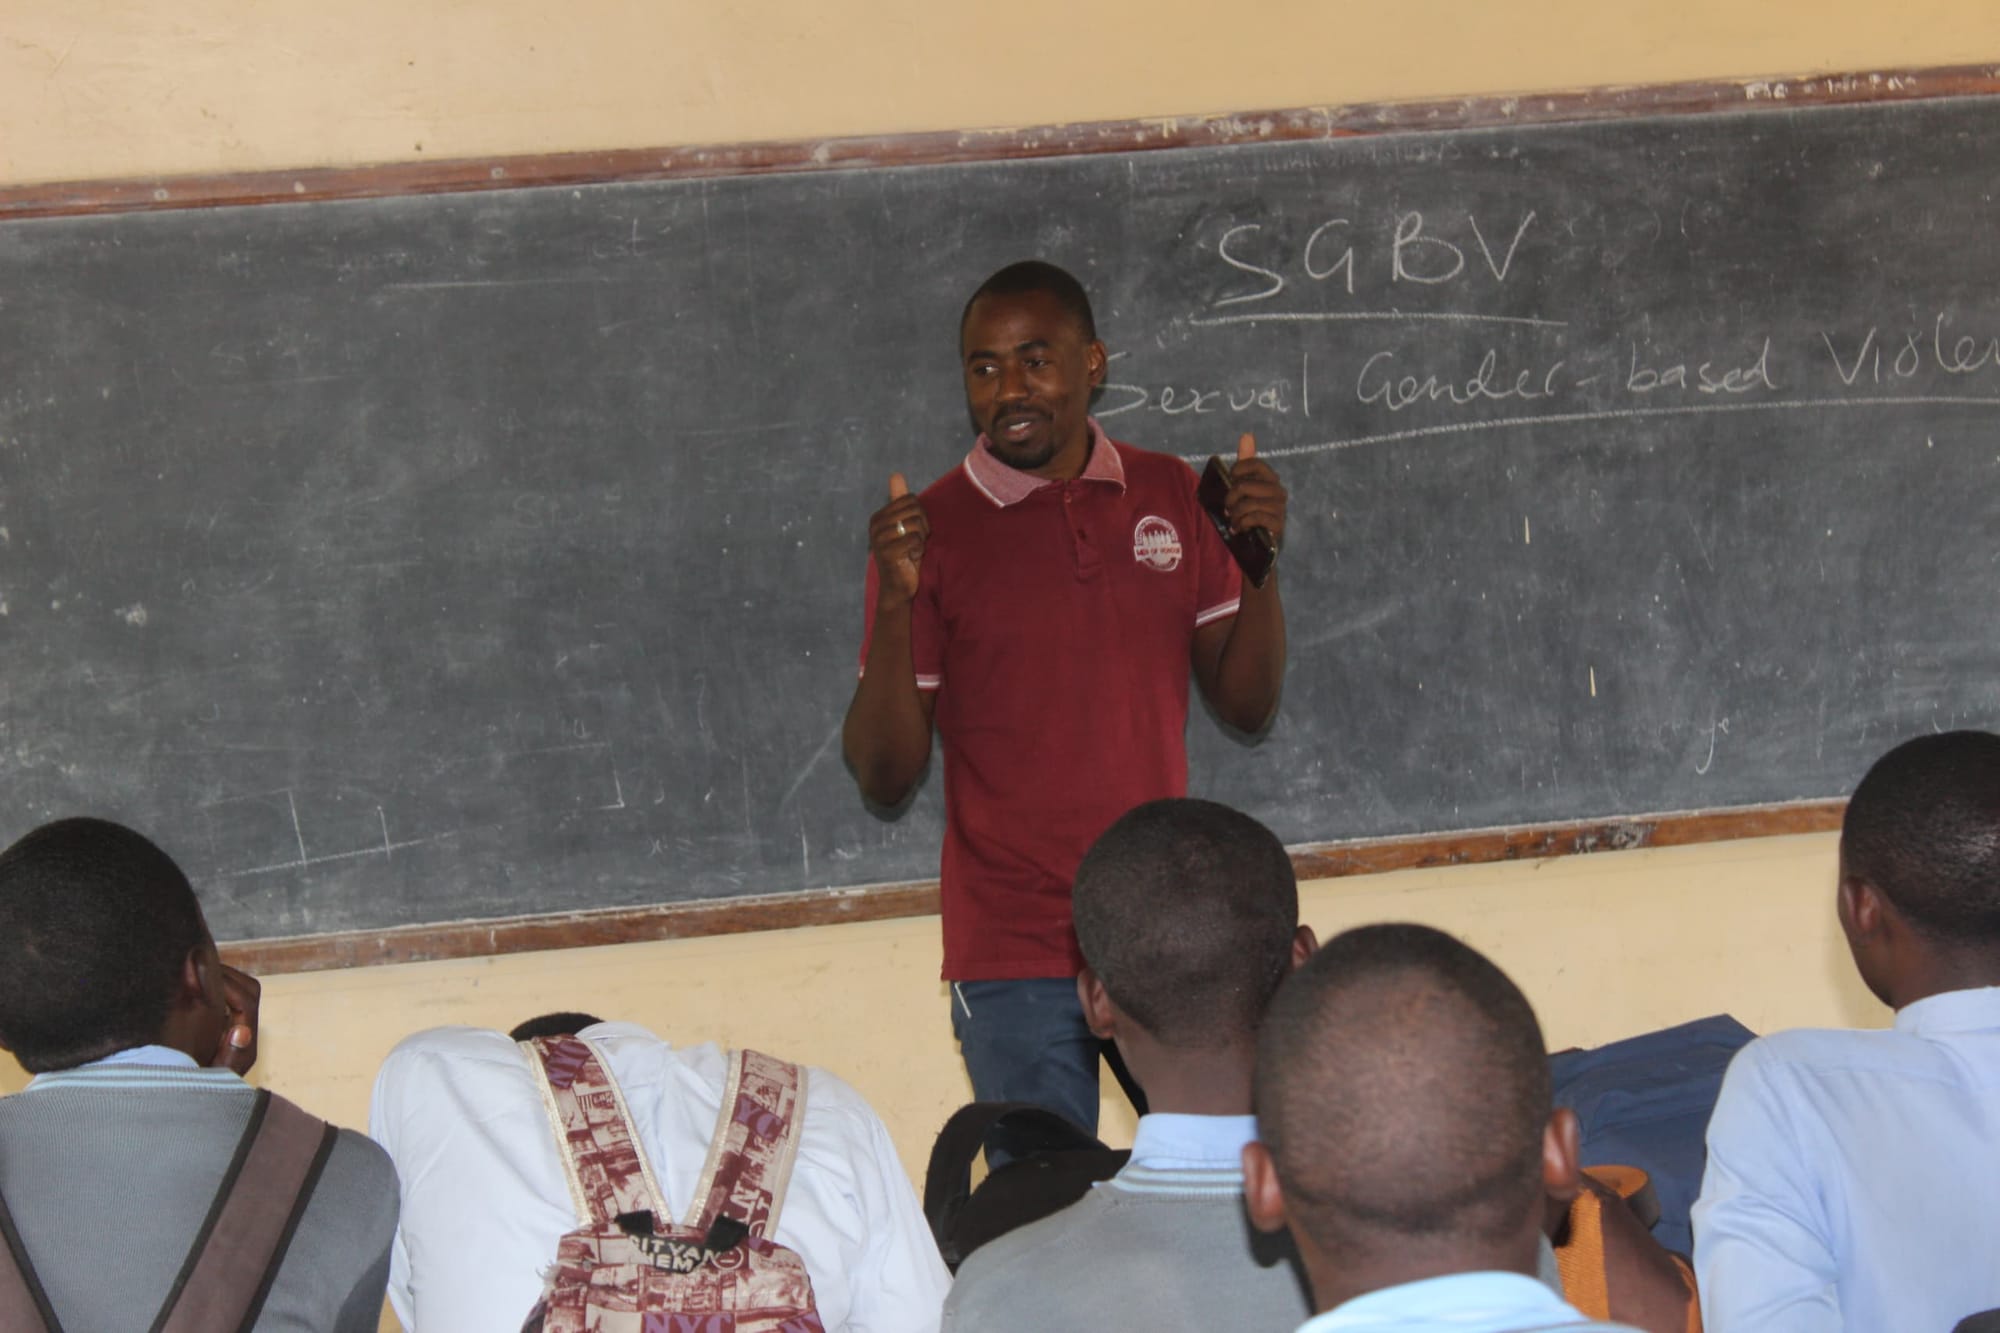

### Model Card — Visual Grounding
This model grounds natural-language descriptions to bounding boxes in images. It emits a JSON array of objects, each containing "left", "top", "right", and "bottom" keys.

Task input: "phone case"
[{"left": 1196, "top": 456, "right": 1276, "bottom": 588}]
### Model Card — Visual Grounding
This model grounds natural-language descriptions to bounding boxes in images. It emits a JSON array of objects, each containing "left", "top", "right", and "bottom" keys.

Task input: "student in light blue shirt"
[
  {"left": 1693, "top": 729, "right": 2000, "bottom": 1333},
  {"left": 1243, "top": 924, "right": 1637, "bottom": 1333}
]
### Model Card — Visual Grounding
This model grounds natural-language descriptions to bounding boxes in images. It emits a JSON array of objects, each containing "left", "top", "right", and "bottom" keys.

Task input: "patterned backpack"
[{"left": 519, "top": 1035, "right": 825, "bottom": 1333}]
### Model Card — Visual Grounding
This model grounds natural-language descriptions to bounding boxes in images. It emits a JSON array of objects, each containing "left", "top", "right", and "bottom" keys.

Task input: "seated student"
[
  {"left": 1692, "top": 730, "right": 2000, "bottom": 1332},
  {"left": 0, "top": 817, "right": 399, "bottom": 1332},
  {"left": 943, "top": 797, "right": 1317, "bottom": 1331},
  {"left": 370, "top": 1012, "right": 951, "bottom": 1331},
  {"left": 1243, "top": 922, "right": 1639, "bottom": 1333}
]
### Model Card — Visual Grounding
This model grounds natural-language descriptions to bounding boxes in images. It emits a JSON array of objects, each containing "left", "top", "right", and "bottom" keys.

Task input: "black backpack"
[{"left": 921, "top": 1102, "right": 1130, "bottom": 1272}]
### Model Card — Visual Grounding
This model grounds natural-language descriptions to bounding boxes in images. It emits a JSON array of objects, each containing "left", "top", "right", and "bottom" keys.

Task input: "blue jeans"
[
  {"left": 951, "top": 977, "right": 1102, "bottom": 1131},
  {"left": 950, "top": 977, "right": 1148, "bottom": 1166}
]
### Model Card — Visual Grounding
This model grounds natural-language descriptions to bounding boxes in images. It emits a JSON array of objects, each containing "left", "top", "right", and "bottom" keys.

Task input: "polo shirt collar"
[
  {"left": 1895, "top": 984, "right": 2000, "bottom": 1035},
  {"left": 961, "top": 417, "right": 1125, "bottom": 508}
]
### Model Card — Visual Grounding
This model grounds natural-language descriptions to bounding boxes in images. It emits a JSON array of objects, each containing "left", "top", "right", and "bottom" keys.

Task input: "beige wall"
[{"left": 3, "top": 1, "right": 1998, "bottom": 187}]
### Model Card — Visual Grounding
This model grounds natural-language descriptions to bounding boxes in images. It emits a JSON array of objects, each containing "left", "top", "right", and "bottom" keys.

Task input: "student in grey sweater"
[
  {"left": 0, "top": 817, "right": 398, "bottom": 1332},
  {"left": 943, "top": 798, "right": 1316, "bottom": 1332}
]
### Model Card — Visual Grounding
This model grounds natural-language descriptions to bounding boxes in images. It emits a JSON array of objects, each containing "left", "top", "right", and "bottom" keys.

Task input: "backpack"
[
  {"left": 1549, "top": 1012, "right": 1755, "bottom": 1256},
  {"left": 519, "top": 1035, "right": 825, "bottom": 1333},
  {"left": 0, "top": 1089, "right": 338, "bottom": 1333},
  {"left": 921, "top": 1101, "right": 1130, "bottom": 1272}
]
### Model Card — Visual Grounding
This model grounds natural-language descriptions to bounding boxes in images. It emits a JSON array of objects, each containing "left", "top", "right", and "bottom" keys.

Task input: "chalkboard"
[{"left": 3, "top": 91, "right": 1998, "bottom": 944}]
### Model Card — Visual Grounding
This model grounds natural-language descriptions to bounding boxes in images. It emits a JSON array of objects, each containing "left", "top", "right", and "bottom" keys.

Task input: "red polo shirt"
[{"left": 861, "top": 420, "right": 1242, "bottom": 980}]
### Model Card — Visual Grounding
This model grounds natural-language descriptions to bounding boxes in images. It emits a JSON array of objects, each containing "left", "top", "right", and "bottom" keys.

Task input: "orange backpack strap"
[
  {"left": 524, "top": 1036, "right": 668, "bottom": 1226},
  {"left": 685, "top": 1050, "right": 808, "bottom": 1240}
]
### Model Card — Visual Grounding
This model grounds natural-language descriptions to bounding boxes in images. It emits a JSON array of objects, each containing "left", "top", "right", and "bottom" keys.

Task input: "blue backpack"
[{"left": 1550, "top": 1013, "right": 1755, "bottom": 1256}]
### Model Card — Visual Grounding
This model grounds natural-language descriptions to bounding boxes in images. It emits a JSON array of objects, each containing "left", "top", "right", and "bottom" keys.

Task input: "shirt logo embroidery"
[{"left": 1133, "top": 516, "right": 1183, "bottom": 572}]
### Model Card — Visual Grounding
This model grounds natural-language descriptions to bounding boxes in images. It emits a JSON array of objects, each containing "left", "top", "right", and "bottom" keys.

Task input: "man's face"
[{"left": 961, "top": 289, "right": 1106, "bottom": 477}]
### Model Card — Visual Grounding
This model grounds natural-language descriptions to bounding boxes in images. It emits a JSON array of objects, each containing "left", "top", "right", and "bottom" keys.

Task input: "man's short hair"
[
  {"left": 1843, "top": 729, "right": 2000, "bottom": 942},
  {"left": 1254, "top": 924, "right": 1550, "bottom": 1251},
  {"left": 1072, "top": 798, "right": 1297, "bottom": 1048},
  {"left": 0, "top": 817, "right": 208, "bottom": 1073},
  {"left": 961, "top": 260, "right": 1097, "bottom": 342},
  {"left": 509, "top": 1012, "right": 606, "bottom": 1042}
]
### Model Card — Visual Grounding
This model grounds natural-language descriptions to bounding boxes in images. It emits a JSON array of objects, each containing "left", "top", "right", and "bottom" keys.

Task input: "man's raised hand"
[
  {"left": 869, "top": 472, "right": 930, "bottom": 610},
  {"left": 1225, "top": 432, "right": 1288, "bottom": 555}
]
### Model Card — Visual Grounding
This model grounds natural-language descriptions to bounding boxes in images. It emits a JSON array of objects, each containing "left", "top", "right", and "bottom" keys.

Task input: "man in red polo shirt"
[{"left": 843, "top": 260, "right": 1289, "bottom": 1142}]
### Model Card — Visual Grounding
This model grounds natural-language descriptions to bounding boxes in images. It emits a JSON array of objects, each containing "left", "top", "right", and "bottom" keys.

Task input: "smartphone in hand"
[{"left": 1196, "top": 455, "right": 1277, "bottom": 588}]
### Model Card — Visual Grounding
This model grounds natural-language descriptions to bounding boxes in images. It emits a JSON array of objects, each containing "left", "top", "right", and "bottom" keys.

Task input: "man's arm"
[
  {"left": 1692, "top": 1045, "right": 1843, "bottom": 1332},
  {"left": 1191, "top": 435, "right": 1287, "bottom": 734},
  {"left": 843, "top": 473, "right": 937, "bottom": 807}
]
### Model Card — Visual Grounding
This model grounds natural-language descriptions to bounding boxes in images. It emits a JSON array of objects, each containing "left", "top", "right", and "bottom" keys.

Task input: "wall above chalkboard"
[{"left": 2, "top": 67, "right": 1995, "bottom": 971}]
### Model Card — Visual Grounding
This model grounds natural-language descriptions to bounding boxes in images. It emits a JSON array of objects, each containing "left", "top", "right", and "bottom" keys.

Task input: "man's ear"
[
  {"left": 1289, "top": 925, "right": 1318, "bottom": 973},
  {"left": 1086, "top": 340, "right": 1108, "bottom": 388},
  {"left": 1542, "top": 1106, "right": 1583, "bottom": 1207},
  {"left": 1242, "top": 1140, "right": 1290, "bottom": 1234},
  {"left": 1076, "top": 966, "right": 1118, "bottom": 1041}
]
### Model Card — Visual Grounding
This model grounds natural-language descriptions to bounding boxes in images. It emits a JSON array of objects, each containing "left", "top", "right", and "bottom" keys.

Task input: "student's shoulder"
[
  {"left": 326, "top": 1125, "right": 401, "bottom": 1207},
  {"left": 1732, "top": 1023, "right": 1905, "bottom": 1075},
  {"left": 947, "top": 1189, "right": 1112, "bottom": 1295},
  {"left": 790, "top": 1060, "right": 896, "bottom": 1138},
  {"left": 380, "top": 1023, "right": 521, "bottom": 1066},
  {"left": 1713, "top": 1024, "right": 1932, "bottom": 1125}
]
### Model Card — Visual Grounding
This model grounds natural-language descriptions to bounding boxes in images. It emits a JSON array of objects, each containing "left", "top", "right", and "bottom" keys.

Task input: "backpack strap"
[
  {"left": 0, "top": 1184, "right": 62, "bottom": 1333},
  {"left": 920, "top": 1101, "right": 1120, "bottom": 1262},
  {"left": 0, "top": 1090, "right": 335, "bottom": 1333},
  {"left": 154, "top": 1091, "right": 339, "bottom": 1333},
  {"left": 685, "top": 1050, "right": 807, "bottom": 1240},
  {"left": 524, "top": 1036, "right": 669, "bottom": 1226}
]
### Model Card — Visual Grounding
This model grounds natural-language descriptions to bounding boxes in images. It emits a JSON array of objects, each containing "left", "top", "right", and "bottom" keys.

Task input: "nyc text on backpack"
[{"left": 520, "top": 1035, "right": 824, "bottom": 1333}]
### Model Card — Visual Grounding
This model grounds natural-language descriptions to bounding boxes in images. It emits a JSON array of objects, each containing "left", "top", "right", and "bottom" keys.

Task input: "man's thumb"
[
  {"left": 889, "top": 472, "right": 910, "bottom": 499},
  {"left": 1236, "top": 433, "right": 1257, "bottom": 462}
]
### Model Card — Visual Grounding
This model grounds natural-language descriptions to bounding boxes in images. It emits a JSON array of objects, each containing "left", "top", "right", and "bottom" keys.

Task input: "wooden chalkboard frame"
[{"left": 8, "top": 63, "right": 1963, "bottom": 973}]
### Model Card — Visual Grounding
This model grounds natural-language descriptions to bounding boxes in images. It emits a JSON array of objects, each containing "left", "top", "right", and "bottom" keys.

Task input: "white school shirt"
[
  {"left": 369, "top": 1022, "right": 950, "bottom": 1333},
  {"left": 1692, "top": 986, "right": 2000, "bottom": 1332}
]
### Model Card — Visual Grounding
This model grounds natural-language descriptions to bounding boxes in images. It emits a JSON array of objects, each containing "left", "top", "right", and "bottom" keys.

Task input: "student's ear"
[
  {"left": 1085, "top": 340, "right": 1108, "bottom": 389},
  {"left": 1542, "top": 1106, "right": 1584, "bottom": 1208},
  {"left": 1288, "top": 925, "right": 1318, "bottom": 974},
  {"left": 1837, "top": 873, "right": 1902, "bottom": 1007},
  {"left": 177, "top": 946, "right": 211, "bottom": 1009},
  {"left": 1076, "top": 966, "right": 1118, "bottom": 1041},
  {"left": 1241, "top": 1140, "right": 1290, "bottom": 1234},
  {"left": 1838, "top": 873, "right": 1888, "bottom": 944}
]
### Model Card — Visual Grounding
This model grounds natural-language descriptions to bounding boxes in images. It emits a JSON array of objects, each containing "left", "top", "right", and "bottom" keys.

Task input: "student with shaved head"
[
  {"left": 1244, "top": 924, "right": 1638, "bottom": 1333},
  {"left": 943, "top": 797, "right": 1315, "bottom": 1331},
  {"left": 1694, "top": 730, "right": 2000, "bottom": 1331}
]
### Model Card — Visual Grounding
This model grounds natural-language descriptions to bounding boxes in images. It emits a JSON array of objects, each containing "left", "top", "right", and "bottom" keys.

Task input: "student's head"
[
  {"left": 1073, "top": 798, "right": 1306, "bottom": 1055},
  {"left": 1243, "top": 924, "right": 1579, "bottom": 1310},
  {"left": 959, "top": 260, "right": 1106, "bottom": 476},
  {"left": 0, "top": 817, "right": 227, "bottom": 1073},
  {"left": 509, "top": 1012, "right": 606, "bottom": 1042},
  {"left": 1838, "top": 729, "right": 2000, "bottom": 1006}
]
